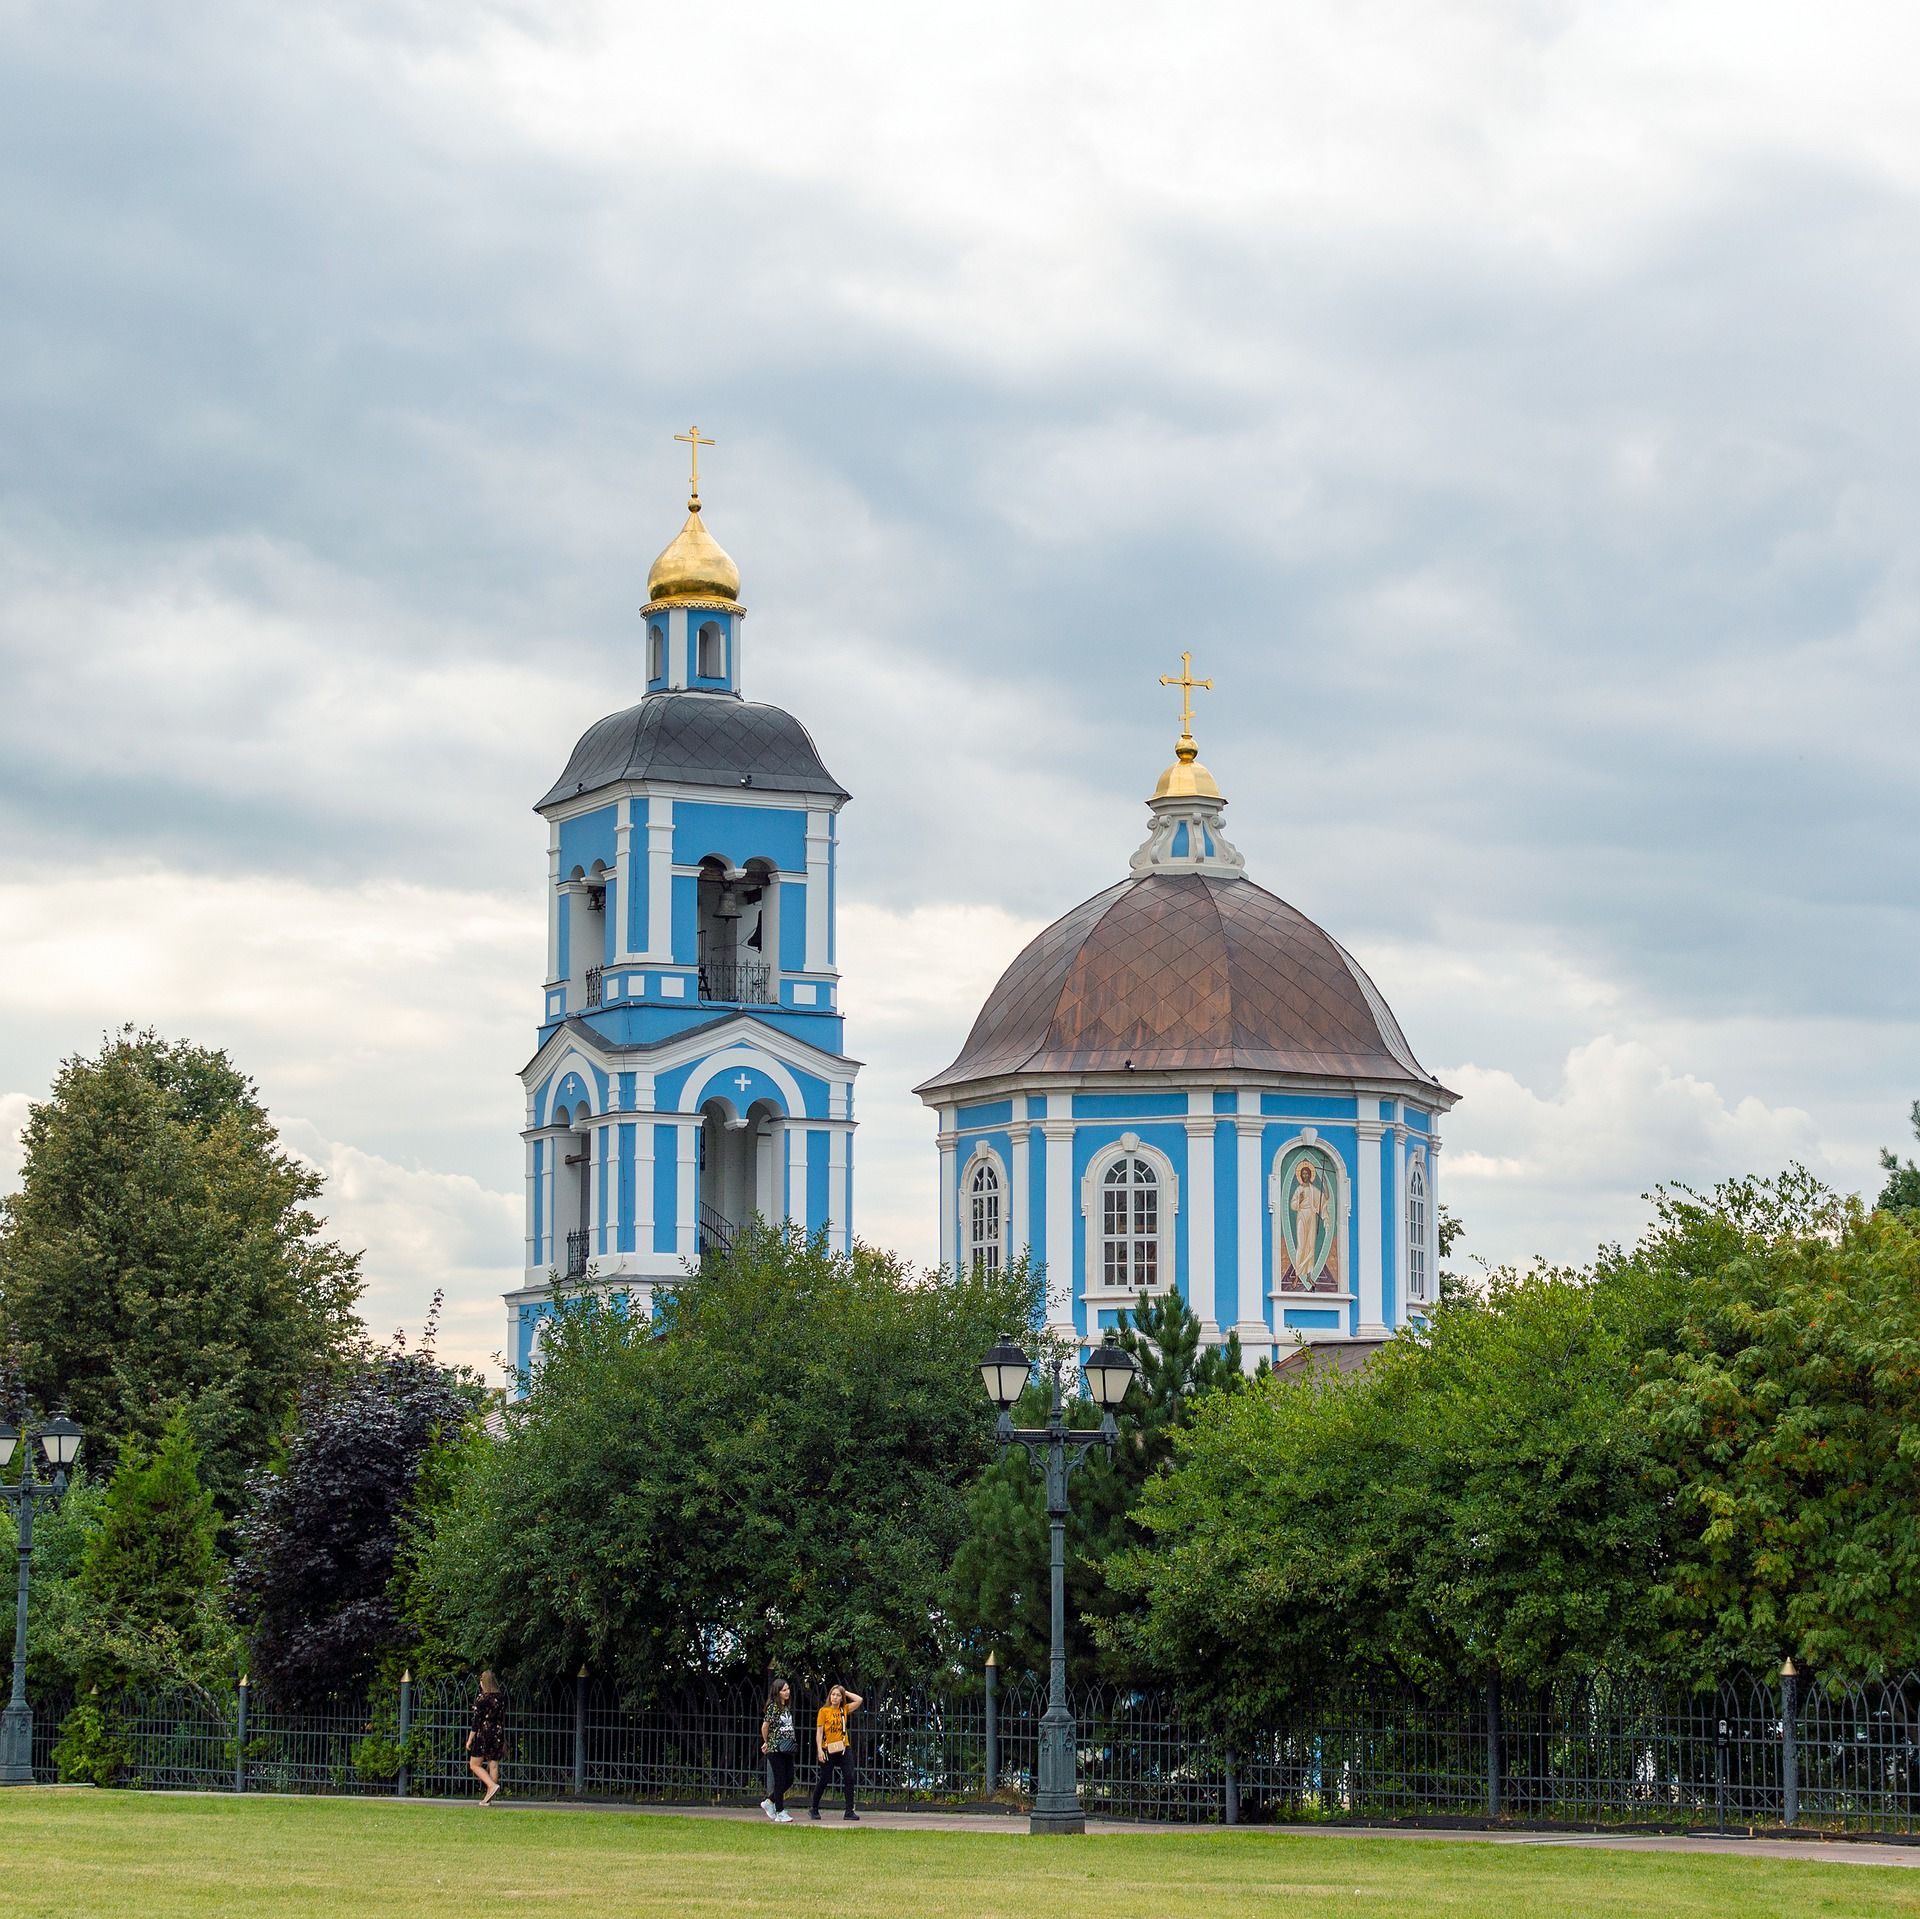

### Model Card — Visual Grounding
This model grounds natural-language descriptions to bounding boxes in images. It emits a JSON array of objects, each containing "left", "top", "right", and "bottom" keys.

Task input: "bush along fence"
[{"left": 24, "top": 1665, "right": 1920, "bottom": 1834}]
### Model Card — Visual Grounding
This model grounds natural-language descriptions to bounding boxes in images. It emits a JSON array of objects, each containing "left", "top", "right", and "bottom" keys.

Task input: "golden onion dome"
[
  {"left": 645, "top": 504, "right": 741, "bottom": 608},
  {"left": 1152, "top": 732, "right": 1222, "bottom": 801}
]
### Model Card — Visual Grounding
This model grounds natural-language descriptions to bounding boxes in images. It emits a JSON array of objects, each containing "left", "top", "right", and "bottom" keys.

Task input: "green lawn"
[{"left": 0, "top": 1791, "right": 1910, "bottom": 1919}]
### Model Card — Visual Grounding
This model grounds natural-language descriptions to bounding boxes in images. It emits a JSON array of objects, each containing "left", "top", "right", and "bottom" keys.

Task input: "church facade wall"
[{"left": 934, "top": 1084, "right": 1441, "bottom": 1369}]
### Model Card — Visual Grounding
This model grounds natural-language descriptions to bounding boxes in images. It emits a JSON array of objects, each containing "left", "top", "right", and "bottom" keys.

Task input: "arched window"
[
  {"left": 697, "top": 620, "right": 724, "bottom": 678},
  {"left": 1408, "top": 1159, "right": 1429, "bottom": 1302},
  {"left": 648, "top": 623, "right": 665, "bottom": 682},
  {"left": 1102, "top": 1156, "right": 1159, "bottom": 1290},
  {"left": 968, "top": 1159, "right": 1002, "bottom": 1272}
]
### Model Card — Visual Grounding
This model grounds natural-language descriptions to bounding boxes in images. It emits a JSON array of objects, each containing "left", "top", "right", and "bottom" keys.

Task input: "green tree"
[
  {"left": 1107, "top": 1264, "right": 1674, "bottom": 1726},
  {"left": 1877, "top": 1100, "right": 1920, "bottom": 1216},
  {"left": 233, "top": 1310, "right": 486, "bottom": 1703},
  {"left": 44, "top": 1409, "right": 239, "bottom": 1767},
  {"left": 1631, "top": 1172, "right": 1920, "bottom": 1678},
  {"left": 421, "top": 1226, "right": 1038, "bottom": 1693},
  {"left": 0, "top": 1028, "right": 363, "bottom": 1507},
  {"left": 948, "top": 1289, "right": 1251, "bottom": 1682}
]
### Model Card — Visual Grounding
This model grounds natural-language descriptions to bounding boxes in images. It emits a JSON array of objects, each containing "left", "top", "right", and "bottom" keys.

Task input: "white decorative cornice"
[{"left": 1128, "top": 792, "right": 1246, "bottom": 878}]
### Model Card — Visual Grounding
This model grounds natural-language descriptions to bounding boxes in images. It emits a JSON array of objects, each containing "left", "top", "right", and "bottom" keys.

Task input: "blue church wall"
[
  {"left": 1026, "top": 1126, "right": 1045, "bottom": 1261},
  {"left": 671, "top": 873, "right": 699, "bottom": 960},
  {"left": 558, "top": 807, "right": 618, "bottom": 879},
  {"left": 596, "top": 1127, "right": 611, "bottom": 1254},
  {"left": 671, "top": 800, "right": 807, "bottom": 874},
  {"left": 600, "top": 878, "right": 618, "bottom": 966},
  {"left": 779, "top": 883, "right": 808, "bottom": 970},
  {"left": 1069, "top": 1122, "right": 1190, "bottom": 1338},
  {"left": 652, "top": 1123, "right": 677, "bottom": 1253},
  {"left": 560, "top": 1002, "right": 844, "bottom": 1058},
  {"left": 617, "top": 1123, "right": 636, "bottom": 1253},
  {"left": 827, "top": 822, "right": 837, "bottom": 966},
  {"left": 1284, "top": 1308, "right": 1341, "bottom": 1330},
  {"left": 1213, "top": 1091, "right": 1237, "bottom": 1113},
  {"left": 1379, "top": 1151, "right": 1397, "bottom": 1330},
  {"left": 555, "top": 903, "right": 569, "bottom": 988},
  {"left": 532, "top": 1137, "right": 545, "bottom": 1267},
  {"left": 1071, "top": 1092, "right": 1188, "bottom": 1119},
  {"left": 627, "top": 818, "right": 649, "bottom": 952},
  {"left": 652, "top": 1054, "right": 831, "bottom": 1119},
  {"left": 1403, "top": 1105, "right": 1431, "bottom": 1133},
  {"left": 956, "top": 1100, "right": 1013, "bottom": 1130},
  {"left": 1260, "top": 1092, "right": 1358, "bottom": 1119},
  {"left": 1028, "top": 1094, "right": 1048, "bottom": 1119},
  {"left": 688, "top": 613, "right": 735, "bottom": 691},
  {"left": 806, "top": 1128, "right": 830, "bottom": 1233}
]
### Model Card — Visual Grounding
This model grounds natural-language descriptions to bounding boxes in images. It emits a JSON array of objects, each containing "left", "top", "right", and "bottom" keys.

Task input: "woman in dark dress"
[{"left": 465, "top": 1670, "right": 506, "bottom": 1803}]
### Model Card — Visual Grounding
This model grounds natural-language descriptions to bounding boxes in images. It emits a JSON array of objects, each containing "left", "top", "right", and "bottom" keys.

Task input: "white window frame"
[
  {"left": 1407, "top": 1154, "right": 1429, "bottom": 1303},
  {"left": 1081, "top": 1132, "right": 1179, "bottom": 1301},
  {"left": 964, "top": 1142, "right": 1007, "bottom": 1273},
  {"left": 648, "top": 622, "right": 666, "bottom": 682},
  {"left": 1266, "top": 1127, "right": 1354, "bottom": 1302},
  {"left": 697, "top": 619, "right": 726, "bottom": 679}
]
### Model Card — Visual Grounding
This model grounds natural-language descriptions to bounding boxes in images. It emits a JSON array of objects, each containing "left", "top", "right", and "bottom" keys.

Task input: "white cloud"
[{"left": 1440, "top": 1034, "right": 1826, "bottom": 1265}]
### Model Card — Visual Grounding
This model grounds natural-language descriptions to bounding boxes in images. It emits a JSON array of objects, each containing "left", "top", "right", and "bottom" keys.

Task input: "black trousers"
[
  {"left": 764, "top": 1750, "right": 795, "bottom": 1812},
  {"left": 810, "top": 1747, "right": 855, "bottom": 1815}
]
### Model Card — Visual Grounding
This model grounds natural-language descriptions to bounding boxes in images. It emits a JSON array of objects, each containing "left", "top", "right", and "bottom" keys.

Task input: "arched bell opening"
[{"left": 697, "top": 1095, "right": 786, "bottom": 1253}]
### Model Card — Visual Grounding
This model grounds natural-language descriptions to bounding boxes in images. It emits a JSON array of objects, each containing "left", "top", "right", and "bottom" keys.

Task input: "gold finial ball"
[
  {"left": 646, "top": 505, "right": 742, "bottom": 607},
  {"left": 1154, "top": 733, "right": 1222, "bottom": 800}
]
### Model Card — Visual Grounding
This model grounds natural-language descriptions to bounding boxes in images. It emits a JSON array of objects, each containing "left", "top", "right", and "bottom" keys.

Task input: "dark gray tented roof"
[
  {"left": 538, "top": 691, "right": 848, "bottom": 810},
  {"left": 915, "top": 872, "right": 1451, "bottom": 1098}
]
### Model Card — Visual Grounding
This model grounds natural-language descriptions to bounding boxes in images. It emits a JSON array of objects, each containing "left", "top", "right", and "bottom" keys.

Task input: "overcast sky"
[{"left": 2, "top": 2, "right": 1915, "bottom": 1377}]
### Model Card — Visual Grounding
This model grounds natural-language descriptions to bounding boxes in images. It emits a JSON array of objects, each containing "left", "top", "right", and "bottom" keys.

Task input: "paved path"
[{"left": 483, "top": 1796, "right": 1920, "bottom": 1867}]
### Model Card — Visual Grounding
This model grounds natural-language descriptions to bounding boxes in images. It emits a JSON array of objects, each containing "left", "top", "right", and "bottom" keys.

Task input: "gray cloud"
[{"left": 2, "top": 1, "right": 1916, "bottom": 1369}]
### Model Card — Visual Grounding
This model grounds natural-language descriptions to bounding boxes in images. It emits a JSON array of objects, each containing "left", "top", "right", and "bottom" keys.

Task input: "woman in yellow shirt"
[{"left": 808, "top": 1682, "right": 864, "bottom": 1820}]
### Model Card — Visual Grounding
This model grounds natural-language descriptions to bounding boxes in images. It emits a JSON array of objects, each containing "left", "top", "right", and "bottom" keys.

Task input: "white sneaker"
[
  {"left": 776, "top": 1810, "right": 793, "bottom": 1823},
  {"left": 760, "top": 1799, "right": 777, "bottom": 1820}
]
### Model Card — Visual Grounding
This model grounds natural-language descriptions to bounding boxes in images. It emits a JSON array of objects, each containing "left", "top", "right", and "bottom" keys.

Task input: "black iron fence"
[{"left": 24, "top": 1667, "right": 1920, "bottom": 1833}]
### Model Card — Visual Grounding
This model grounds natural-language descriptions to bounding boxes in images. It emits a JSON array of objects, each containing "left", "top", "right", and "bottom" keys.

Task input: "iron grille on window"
[
  {"left": 699, "top": 961, "right": 773, "bottom": 1004},
  {"left": 584, "top": 966, "right": 603, "bottom": 1007},
  {"left": 565, "top": 1230, "right": 589, "bottom": 1279}
]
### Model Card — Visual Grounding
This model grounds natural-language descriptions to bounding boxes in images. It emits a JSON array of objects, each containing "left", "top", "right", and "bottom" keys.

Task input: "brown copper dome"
[{"left": 915, "top": 872, "right": 1446, "bottom": 1095}]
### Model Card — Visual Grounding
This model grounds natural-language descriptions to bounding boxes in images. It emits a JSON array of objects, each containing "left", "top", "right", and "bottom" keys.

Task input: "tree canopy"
[
  {"left": 420, "top": 1227, "right": 1037, "bottom": 1694},
  {"left": 1878, "top": 1099, "right": 1920, "bottom": 1216},
  {"left": 1104, "top": 1171, "right": 1920, "bottom": 1722},
  {"left": 232, "top": 1309, "right": 486, "bottom": 1703},
  {"left": 0, "top": 1028, "right": 363, "bottom": 1508}
]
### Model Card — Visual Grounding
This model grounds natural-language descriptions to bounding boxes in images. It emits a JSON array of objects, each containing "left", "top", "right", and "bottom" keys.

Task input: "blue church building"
[
  {"left": 916, "top": 665, "right": 1456, "bottom": 1369},
  {"left": 505, "top": 444, "right": 857, "bottom": 1375}
]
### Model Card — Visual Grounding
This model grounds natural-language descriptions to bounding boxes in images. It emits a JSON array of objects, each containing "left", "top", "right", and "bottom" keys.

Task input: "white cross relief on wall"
[{"left": 734, "top": 1072, "right": 753, "bottom": 1095}]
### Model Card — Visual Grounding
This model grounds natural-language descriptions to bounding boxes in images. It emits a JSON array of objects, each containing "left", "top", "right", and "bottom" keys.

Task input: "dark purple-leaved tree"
[{"left": 232, "top": 1300, "right": 485, "bottom": 1703}]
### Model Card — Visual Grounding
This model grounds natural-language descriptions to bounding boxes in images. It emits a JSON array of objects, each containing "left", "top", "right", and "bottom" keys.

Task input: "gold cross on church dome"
[
  {"left": 1158, "top": 650, "right": 1214, "bottom": 744},
  {"left": 674, "top": 425, "right": 714, "bottom": 506}
]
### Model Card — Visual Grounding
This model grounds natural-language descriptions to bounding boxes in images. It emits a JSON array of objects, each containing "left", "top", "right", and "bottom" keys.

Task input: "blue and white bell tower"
[{"left": 506, "top": 431, "right": 858, "bottom": 1376}]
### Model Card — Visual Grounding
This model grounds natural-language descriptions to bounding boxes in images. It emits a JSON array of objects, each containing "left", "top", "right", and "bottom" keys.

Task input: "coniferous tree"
[
  {"left": 947, "top": 1288, "right": 1251, "bottom": 1682},
  {"left": 0, "top": 1028, "right": 363, "bottom": 1508},
  {"left": 1878, "top": 1099, "right": 1920, "bottom": 1216}
]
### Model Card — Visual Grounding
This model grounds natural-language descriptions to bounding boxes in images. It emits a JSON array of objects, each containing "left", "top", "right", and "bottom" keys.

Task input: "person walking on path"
[
  {"left": 759, "top": 1678, "right": 798, "bottom": 1822},
  {"left": 465, "top": 1670, "right": 507, "bottom": 1804},
  {"left": 808, "top": 1682, "right": 863, "bottom": 1821}
]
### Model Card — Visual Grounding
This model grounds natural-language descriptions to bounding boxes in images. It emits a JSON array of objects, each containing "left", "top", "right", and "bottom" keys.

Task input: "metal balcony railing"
[
  {"left": 565, "top": 1230, "right": 589, "bottom": 1279},
  {"left": 584, "top": 966, "right": 603, "bottom": 1008},
  {"left": 698, "top": 961, "right": 772, "bottom": 1005},
  {"left": 696, "top": 1203, "right": 734, "bottom": 1261}
]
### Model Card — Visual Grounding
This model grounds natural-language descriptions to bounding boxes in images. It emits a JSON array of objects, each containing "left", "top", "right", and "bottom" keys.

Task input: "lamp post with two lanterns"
[
  {"left": 0, "top": 1411, "right": 83, "bottom": 1785},
  {"left": 978, "top": 1333, "right": 1140, "bottom": 1835}
]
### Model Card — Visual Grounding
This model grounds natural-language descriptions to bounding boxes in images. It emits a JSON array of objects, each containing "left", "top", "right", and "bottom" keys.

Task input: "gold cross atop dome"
[
  {"left": 1158, "top": 650, "right": 1213, "bottom": 744},
  {"left": 1152, "top": 650, "right": 1222, "bottom": 802},
  {"left": 673, "top": 425, "right": 714, "bottom": 507}
]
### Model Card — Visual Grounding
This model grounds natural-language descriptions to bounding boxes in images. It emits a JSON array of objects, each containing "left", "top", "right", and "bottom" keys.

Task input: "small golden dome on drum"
[
  {"left": 1153, "top": 733, "right": 1223, "bottom": 802},
  {"left": 646, "top": 506, "right": 742, "bottom": 608}
]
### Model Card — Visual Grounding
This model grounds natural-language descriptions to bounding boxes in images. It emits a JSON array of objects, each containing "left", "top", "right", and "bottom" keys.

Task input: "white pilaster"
[
  {"left": 1184, "top": 1115, "right": 1219, "bottom": 1340},
  {"left": 1007, "top": 1120, "right": 1031, "bottom": 1263},
  {"left": 804, "top": 811, "right": 832, "bottom": 973},
  {"left": 827, "top": 1124, "right": 850, "bottom": 1253},
  {"left": 676, "top": 1118, "right": 699, "bottom": 1263},
  {"left": 545, "top": 830, "right": 562, "bottom": 983},
  {"left": 1042, "top": 1120, "right": 1076, "bottom": 1333},
  {"left": 644, "top": 794, "right": 675, "bottom": 963},
  {"left": 1427, "top": 1132, "right": 1443, "bottom": 1302},
  {"left": 525, "top": 1136, "right": 539, "bottom": 1272},
  {"left": 1357, "top": 1117, "right": 1388, "bottom": 1338},
  {"left": 1234, "top": 1112, "right": 1266, "bottom": 1352},
  {"left": 937, "top": 1126, "right": 958, "bottom": 1272}
]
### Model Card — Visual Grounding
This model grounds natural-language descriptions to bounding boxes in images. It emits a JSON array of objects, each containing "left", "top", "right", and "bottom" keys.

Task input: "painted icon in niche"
[{"left": 1278, "top": 1145, "right": 1342, "bottom": 1293}]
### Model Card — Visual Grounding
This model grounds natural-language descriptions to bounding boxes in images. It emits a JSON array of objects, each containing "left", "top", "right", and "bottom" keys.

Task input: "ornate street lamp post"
[
  {"left": 0, "top": 1411, "right": 82, "bottom": 1785},
  {"left": 978, "top": 1334, "right": 1139, "bottom": 1835}
]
